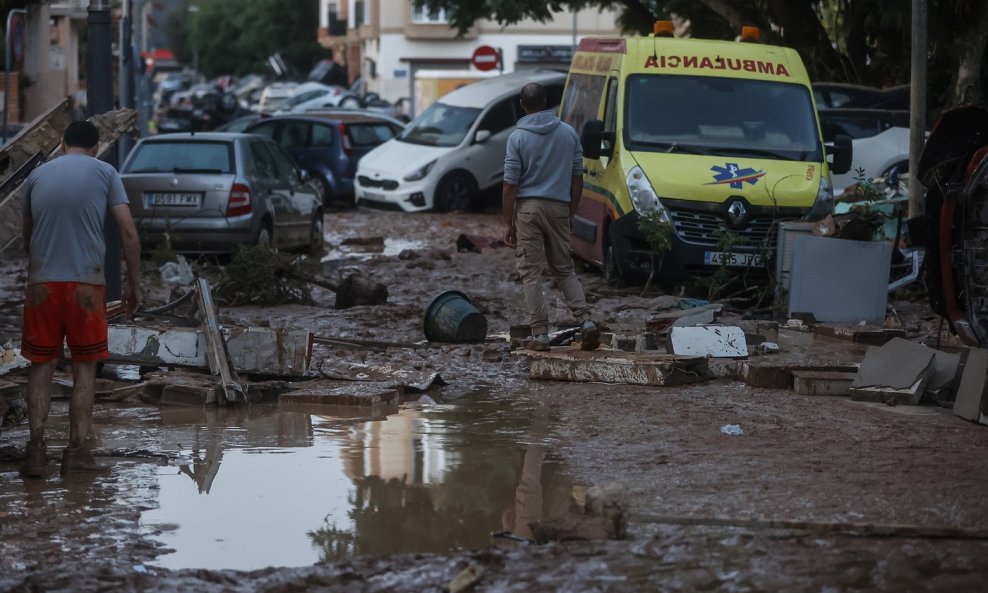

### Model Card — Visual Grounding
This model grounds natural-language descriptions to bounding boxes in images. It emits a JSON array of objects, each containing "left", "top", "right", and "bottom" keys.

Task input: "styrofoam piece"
[{"left": 670, "top": 326, "right": 748, "bottom": 358}]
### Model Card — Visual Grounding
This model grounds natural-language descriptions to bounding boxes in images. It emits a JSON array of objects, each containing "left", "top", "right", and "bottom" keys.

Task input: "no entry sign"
[{"left": 471, "top": 45, "right": 500, "bottom": 71}]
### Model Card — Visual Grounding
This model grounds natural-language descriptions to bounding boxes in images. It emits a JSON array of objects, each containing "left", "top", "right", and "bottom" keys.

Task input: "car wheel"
[
  {"left": 309, "top": 212, "right": 325, "bottom": 256},
  {"left": 602, "top": 230, "right": 626, "bottom": 288},
  {"left": 340, "top": 95, "right": 361, "bottom": 109},
  {"left": 434, "top": 172, "right": 478, "bottom": 213},
  {"left": 255, "top": 221, "right": 273, "bottom": 248},
  {"left": 308, "top": 175, "right": 329, "bottom": 204}
]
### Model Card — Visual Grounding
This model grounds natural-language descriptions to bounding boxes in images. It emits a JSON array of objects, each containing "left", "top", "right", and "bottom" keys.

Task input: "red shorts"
[{"left": 21, "top": 282, "right": 109, "bottom": 363}]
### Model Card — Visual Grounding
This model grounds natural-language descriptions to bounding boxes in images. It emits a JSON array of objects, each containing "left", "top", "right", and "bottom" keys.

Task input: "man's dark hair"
[
  {"left": 520, "top": 83, "right": 547, "bottom": 112},
  {"left": 63, "top": 121, "right": 100, "bottom": 149}
]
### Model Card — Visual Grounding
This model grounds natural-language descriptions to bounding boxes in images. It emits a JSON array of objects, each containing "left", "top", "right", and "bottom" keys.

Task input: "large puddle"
[{"left": 139, "top": 391, "right": 571, "bottom": 571}]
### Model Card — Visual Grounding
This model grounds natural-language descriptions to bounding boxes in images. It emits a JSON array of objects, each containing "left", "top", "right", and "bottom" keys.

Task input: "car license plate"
[
  {"left": 146, "top": 192, "right": 201, "bottom": 207},
  {"left": 704, "top": 251, "right": 763, "bottom": 267},
  {"left": 362, "top": 191, "right": 385, "bottom": 202}
]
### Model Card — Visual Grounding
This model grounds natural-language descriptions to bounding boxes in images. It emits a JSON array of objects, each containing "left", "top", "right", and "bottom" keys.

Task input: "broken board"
[
  {"left": 106, "top": 324, "right": 312, "bottom": 377},
  {"left": 527, "top": 350, "right": 708, "bottom": 386},
  {"left": 279, "top": 381, "right": 402, "bottom": 407},
  {"left": 792, "top": 371, "right": 856, "bottom": 396}
]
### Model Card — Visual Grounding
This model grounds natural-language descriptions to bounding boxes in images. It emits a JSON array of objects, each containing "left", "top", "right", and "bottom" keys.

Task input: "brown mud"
[{"left": 1, "top": 209, "right": 988, "bottom": 592}]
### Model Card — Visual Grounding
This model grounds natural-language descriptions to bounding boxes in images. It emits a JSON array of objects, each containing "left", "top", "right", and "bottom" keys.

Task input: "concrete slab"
[
  {"left": 669, "top": 326, "right": 748, "bottom": 358},
  {"left": 527, "top": 350, "right": 708, "bottom": 386},
  {"left": 850, "top": 375, "right": 932, "bottom": 406},
  {"left": 954, "top": 349, "right": 988, "bottom": 423},
  {"left": 792, "top": 371, "right": 856, "bottom": 396},
  {"left": 851, "top": 338, "right": 936, "bottom": 392}
]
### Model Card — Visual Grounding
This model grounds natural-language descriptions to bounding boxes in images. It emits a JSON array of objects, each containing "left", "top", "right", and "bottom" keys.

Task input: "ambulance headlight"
[
  {"left": 804, "top": 175, "right": 834, "bottom": 221},
  {"left": 627, "top": 166, "right": 671, "bottom": 222}
]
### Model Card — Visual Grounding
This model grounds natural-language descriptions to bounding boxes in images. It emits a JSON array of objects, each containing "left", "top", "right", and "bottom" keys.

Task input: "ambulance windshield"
[
  {"left": 398, "top": 103, "right": 482, "bottom": 147},
  {"left": 625, "top": 75, "right": 822, "bottom": 162}
]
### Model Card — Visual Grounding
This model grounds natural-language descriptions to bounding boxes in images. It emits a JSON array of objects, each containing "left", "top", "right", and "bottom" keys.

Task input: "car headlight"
[
  {"left": 626, "top": 166, "right": 671, "bottom": 222},
  {"left": 403, "top": 160, "right": 437, "bottom": 182},
  {"left": 804, "top": 175, "right": 834, "bottom": 221}
]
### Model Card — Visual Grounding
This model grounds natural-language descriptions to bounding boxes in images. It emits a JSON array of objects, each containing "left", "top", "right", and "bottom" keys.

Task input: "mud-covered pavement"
[{"left": 2, "top": 208, "right": 988, "bottom": 592}]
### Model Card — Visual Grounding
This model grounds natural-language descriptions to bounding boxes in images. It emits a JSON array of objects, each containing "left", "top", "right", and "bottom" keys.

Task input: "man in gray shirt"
[
  {"left": 501, "top": 83, "right": 599, "bottom": 351},
  {"left": 20, "top": 121, "right": 142, "bottom": 478}
]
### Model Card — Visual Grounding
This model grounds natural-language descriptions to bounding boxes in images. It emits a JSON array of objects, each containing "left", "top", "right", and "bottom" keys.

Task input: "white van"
[{"left": 354, "top": 69, "right": 566, "bottom": 212}]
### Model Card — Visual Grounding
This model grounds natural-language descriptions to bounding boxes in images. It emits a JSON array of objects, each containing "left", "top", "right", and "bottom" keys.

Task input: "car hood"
[
  {"left": 629, "top": 151, "right": 824, "bottom": 208},
  {"left": 358, "top": 140, "right": 451, "bottom": 177}
]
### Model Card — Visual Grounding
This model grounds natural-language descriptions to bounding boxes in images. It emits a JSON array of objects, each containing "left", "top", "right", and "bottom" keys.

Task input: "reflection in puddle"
[{"left": 141, "top": 397, "right": 573, "bottom": 571}]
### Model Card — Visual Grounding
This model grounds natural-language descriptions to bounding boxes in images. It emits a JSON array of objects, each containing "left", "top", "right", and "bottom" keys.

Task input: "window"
[
  {"left": 411, "top": 4, "right": 447, "bottom": 23},
  {"left": 560, "top": 73, "right": 606, "bottom": 137},
  {"left": 267, "top": 143, "right": 301, "bottom": 183},
  {"left": 398, "top": 103, "right": 481, "bottom": 147},
  {"left": 477, "top": 98, "right": 517, "bottom": 137},
  {"left": 311, "top": 123, "right": 335, "bottom": 146},
  {"left": 279, "top": 121, "right": 309, "bottom": 148},
  {"left": 327, "top": 2, "right": 346, "bottom": 35},
  {"left": 248, "top": 122, "right": 277, "bottom": 140},
  {"left": 346, "top": 123, "right": 398, "bottom": 147},
  {"left": 250, "top": 141, "right": 278, "bottom": 179},
  {"left": 124, "top": 141, "right": 234, "bottom": 174}
]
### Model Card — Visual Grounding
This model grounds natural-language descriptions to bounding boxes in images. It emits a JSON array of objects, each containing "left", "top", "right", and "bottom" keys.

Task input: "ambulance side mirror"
[
  {"left": 827, "top": 134, "right": 853, "bottom": 175},
  {"left": 581, "top": 119, "right": 613, "bottom": 160}
]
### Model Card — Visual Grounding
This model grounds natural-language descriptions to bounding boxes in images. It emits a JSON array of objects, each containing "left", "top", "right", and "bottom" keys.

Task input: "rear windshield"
[
  {"left": 625, "top": 74, "right": 823, "bottom": 162},
  {"left": 346, "top": 123, "right": 398, "bottom": 148},
  {"left": 124, "top": 141, "right": 235, "bottom": 174},
  {"left": 398, "top": 103, "right": 481, "bottom": 147}
]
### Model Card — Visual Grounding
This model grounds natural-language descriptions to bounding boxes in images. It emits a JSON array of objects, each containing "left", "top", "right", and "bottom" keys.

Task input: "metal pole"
[
  {"left": 89, "top": 0, "right": 122, "bottom": 300},
  {"left": 572, "top": 8, "right": 578, "bottom": 56},
  {"left": 908, "top": 0, "right": 927, "bottom": 218},
  {"left": 118, "top": 0, "right": 134, "bottom": 163},
  {"left": 3, "top": 9, "right": 27, "bottom": 144}
]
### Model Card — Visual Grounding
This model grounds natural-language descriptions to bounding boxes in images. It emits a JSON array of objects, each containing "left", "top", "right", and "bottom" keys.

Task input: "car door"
[
  {"left": 266, "top": 141, "right": 316, "bottom": 246},
  {"left": 248, "top": 139, "right": 293, "bottom": 248},
  {"left": 460, "top": 96, "right": 518, "bottom": 190}
]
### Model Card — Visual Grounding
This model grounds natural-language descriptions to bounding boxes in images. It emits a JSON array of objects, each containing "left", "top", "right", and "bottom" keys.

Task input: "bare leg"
[
  {"left": 26, "top": 360, "right": 57, "bottom": 443},
  {"left": 68, "top": 360, "right": 98, "bottom": 447}
]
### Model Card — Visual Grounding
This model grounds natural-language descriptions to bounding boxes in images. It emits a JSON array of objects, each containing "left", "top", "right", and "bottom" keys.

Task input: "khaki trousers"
[{"left": 514, "top": 199, "right": 591, "bottom": 335}]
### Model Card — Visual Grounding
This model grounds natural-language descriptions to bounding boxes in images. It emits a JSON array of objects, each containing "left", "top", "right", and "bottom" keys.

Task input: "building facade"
[{"left": 318, "top": 0, "right": 620, "bottom": 116}]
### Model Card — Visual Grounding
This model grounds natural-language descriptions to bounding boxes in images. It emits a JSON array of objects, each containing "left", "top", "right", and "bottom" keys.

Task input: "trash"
[
  {"left": 318, "top": 361, "right": 445, "bottom": 392},
  {"left": 0, "top": 344, "right": 30, "bottom": 376},
  {"left": 753, "top": 342, "right": 780, "bottom": 355},
  {"left": 447, "top": 562, "right": 484, "bottom": 593},
  {"left": 417, "top": 394, "right": 437, "bottom": 405},
  {"left": 529, "top": 482, "right": 626, "bottom": 544},
  {"left": 669, "top": 326, "right": 748, "bottom": 358},
  {"left": 527, "top": 349, "right": 708, "bottom": 386},
  {"left": 158, "top": 255, "right": 194, "bottom": 286},
  {"left": 424, "top": 290, "right": 488, "bottom": 343},
  {"left": 279, "top": 381, "right": 401, "bottom": 408},
  {"left": 194, "top": 278, "right": 244, "bottom": 404},
  {"left": 311, "top": 273, "right": 389, "bottom": 309},
  {"left": 720, "top": 424, "right": 744, "bottom": 436},
  {"left": 849, "top": 338, "right": 938, "bottom": 405},
  {"left": 455, "top": 233, "right": 508, "bottom": 253},
  {"left": 645, "top": 303, "right": 723, "bottom": 334}
]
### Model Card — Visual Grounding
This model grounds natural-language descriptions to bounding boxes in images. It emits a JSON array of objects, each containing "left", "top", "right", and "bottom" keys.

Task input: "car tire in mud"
[
  {"left": 308, "top": 175, "right": 330, "bottom": 205},
  {"left": 255, "top": 221, "right": 273, "bottom": 248},
  {"left": 603, "top": 231, "right": 626, "bottom": 288},
  {"left": 309, "top": 212, "right": 325, "bottom": 256},
  {"left": 434, "top": 172, "right": 478, "bottom": 213}
]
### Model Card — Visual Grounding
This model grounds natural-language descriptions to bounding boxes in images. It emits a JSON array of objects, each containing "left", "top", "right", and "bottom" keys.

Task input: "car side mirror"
[
  {"left": 299, "top": 169, "right": 311, "bottom": 182},
  {"left": 827, "top": 133, "right": 853, "bottom": 175},
  {"left": 581, "top": 120, "right": 614, "bottom": 160},
  {"left": 475, "top": 129, "right": 491, "bottom": 144}
]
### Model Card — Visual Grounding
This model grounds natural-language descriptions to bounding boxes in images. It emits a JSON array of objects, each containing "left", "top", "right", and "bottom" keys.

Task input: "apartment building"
[{"left": 318, "top": 0, "right": 619, "bottom": 116}]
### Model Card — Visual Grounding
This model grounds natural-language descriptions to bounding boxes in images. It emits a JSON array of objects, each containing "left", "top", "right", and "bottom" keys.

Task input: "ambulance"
[{"left": 562, "top": 23, "right": 852, "bottom": 283}]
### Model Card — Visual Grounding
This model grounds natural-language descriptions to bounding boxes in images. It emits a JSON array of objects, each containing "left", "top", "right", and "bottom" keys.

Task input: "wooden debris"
[
  {"left": 195, "top": 278, "right": 244, "bottom": 405},
  {"left": 310, "top": 273, "right": 389, "bottom": 309},
  {"left": 318, "top": 361, "right": 444, "bottom": 392},
  {"left": 645, "top": 303, "right": 723, "bottom": 333},
  {"left": 792, "top": 371, "right": 856, "bottom": 396},
  {"left": 279, "top": 381, "right": 402, "bottom": 407},
  {"left": 527, "top": 350, "right": 708, "bottom": 386}
]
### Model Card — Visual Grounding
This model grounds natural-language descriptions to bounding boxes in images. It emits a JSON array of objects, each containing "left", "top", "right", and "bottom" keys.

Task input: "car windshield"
[
  {"left": 625, "top": 75, "right": 823, "bottom": 162},
  {"left": 398, "top": 103, "right": 481, "bottom": 147},
  {"left": 124, "top": 141, "right": 234, "bottom": 174}
]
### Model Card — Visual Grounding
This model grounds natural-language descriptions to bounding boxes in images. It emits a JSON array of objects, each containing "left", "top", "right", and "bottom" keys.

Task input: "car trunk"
[{"left": 123, "top": 173, "right": 237, "bottom": 218}]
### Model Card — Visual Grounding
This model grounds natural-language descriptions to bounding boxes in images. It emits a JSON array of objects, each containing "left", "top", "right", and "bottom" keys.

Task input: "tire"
[
  {"left": 308, "top": 175, "right": 330, "bottom": 205},
  {"left": 255, "top": 221, "right": 273, "bottom": 247},
  {"left": 434, "top": 172, "right": 478, "bottom": 213},
  {"left": 340, "top": 95, "right": 361, "bottom": 109},
  {"left": 602, "top": 231, "right": 626, "bottom": 288},
  {"left": 309, "top": 212, "right": 325, "bottom": 256}
]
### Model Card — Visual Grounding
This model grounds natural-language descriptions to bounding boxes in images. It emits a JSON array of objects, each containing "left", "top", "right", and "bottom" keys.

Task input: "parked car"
[
  {"left": 355, "top": 69, "right": 566, "bottom": 212},
  {"left": 274, "top": 82, "right": 347, "bottom": 114},
  {"left": 245, "top": 112, "right": 404, "bottom": 206},
  {"left": 121, "top": 133, "right": 323, "bottom": 254},
  {"left": 257, "top": 82, "right": 299, "bottom": 113},
  {"left": 813, "top": 83, "right": 910, "bottom": 110},
  {"left": 820, "top": 108, "right": 911, "bottom": 193},
  {"left": 214, "top": 113, "right": 264, "bottom": 133}
]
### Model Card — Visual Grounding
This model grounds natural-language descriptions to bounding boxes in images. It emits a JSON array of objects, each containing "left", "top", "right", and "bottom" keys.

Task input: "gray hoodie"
[{"left": 503, "top": 110, "right": 583, "bottom": 203}]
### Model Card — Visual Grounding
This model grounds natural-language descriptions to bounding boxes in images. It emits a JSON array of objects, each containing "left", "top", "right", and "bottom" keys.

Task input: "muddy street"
[{"left": 2, "top": 208, "right": 988, "bottom": 592}]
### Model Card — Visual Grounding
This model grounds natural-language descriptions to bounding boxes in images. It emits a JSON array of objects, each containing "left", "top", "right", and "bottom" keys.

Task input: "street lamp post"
[{"left": 3, "top": 8, "right": 27, "bottom": 144}]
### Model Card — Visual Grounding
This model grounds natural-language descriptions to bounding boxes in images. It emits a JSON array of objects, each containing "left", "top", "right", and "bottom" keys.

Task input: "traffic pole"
[
  {"left": 88, "top": 0, "right": 122, "bottom": 301},
  {"left": 908, "top": 0, "right": 927, "bottom": 219}
]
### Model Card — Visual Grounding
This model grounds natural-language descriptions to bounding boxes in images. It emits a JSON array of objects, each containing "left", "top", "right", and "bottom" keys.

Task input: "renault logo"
[{"left": 727, "top": 200, "right": 747, "bottom": 226}]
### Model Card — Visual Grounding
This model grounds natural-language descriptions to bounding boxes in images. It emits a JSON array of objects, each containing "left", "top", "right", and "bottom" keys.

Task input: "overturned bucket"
[{"left": 424, "top": 290, "right": 488, "bottom": 343}]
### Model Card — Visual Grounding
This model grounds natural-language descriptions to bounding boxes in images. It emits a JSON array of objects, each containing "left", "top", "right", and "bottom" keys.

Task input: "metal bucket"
[{"left": 423, "top": 290, "right": 488, "bottom": 343}]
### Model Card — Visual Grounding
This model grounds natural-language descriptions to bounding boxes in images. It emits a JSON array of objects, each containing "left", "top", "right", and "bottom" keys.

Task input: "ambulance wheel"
[{"left": 603, "top": 232, "right": 626, "bottom": 288}]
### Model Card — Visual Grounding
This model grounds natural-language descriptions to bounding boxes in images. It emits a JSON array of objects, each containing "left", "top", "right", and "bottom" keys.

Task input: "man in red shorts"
[{"left": 20, "top": 120, "right": 141, "bottom": 478}]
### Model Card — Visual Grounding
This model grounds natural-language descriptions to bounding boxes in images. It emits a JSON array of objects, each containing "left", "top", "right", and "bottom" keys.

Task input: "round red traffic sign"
[{"left": 471, "top": 45, "right": 500, "bottom": 71}]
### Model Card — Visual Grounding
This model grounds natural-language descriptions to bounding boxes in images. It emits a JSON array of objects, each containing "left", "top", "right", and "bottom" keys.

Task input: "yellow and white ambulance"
[{"left": 562, "top": 24, "right": 851, "bottom": 282}]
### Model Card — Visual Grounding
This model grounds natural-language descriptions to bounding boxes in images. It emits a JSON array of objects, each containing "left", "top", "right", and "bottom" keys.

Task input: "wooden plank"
[
  {"left": 527, "top": 350, "right": 708, "bottom": 386},
  {"left": 279, "top": 381, "right": 402, "bottom": 407},
  {"left": 194, "top": 278, "right": 244, "bottom": 405}
]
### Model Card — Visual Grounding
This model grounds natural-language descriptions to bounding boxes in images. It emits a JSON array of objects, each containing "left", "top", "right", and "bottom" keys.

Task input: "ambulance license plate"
[{"left": 704, "top": 251, "right": 763, "bottom": 267}]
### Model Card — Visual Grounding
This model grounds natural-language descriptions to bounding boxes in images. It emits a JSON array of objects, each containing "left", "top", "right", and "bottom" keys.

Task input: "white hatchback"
[
  {"left": 354, "top": 69, "right": 566, "bottom": 212},
  {"left": 820, "top": 109, "right": 912, "bottom": 193}
]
